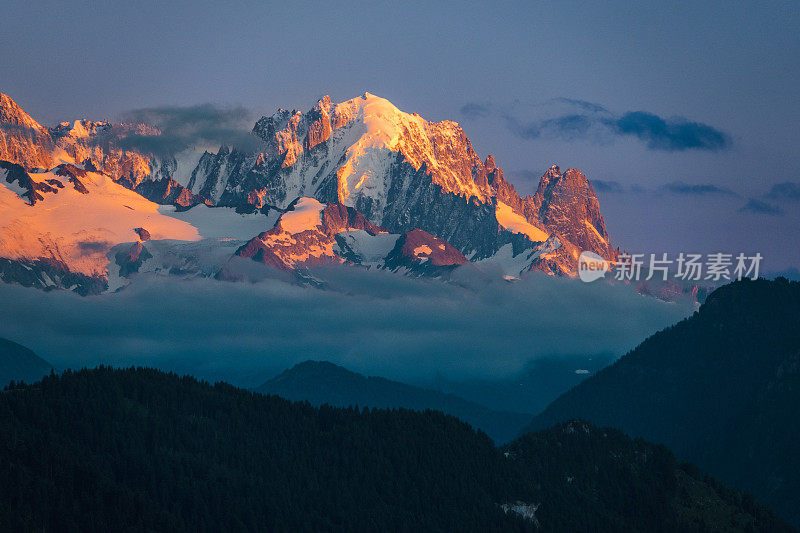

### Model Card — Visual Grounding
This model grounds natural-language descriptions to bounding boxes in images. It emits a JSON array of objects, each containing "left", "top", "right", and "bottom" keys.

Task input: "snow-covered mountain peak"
[
  {"left": 330, "top": 92, "right": 485, "bottom": 204},
  {"left": 248, "top": 92, "right": 487, "bottom": 210},
  {"left": 0, "top": 91, "right": 618, "bottom": 290},
  {"left": 50, "top": 119, "right": 112, "bottom": 139},
  {"left": 0, "top": 93, "right": 46, "bottom": 132},
  {"left": 0, "top": 93, "right": 58, "bottom": 169}
]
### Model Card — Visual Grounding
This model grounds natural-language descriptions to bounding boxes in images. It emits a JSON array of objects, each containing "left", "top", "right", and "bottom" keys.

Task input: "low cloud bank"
[{"left": 0, "top": 269, "right": 694, "bottom": 387}]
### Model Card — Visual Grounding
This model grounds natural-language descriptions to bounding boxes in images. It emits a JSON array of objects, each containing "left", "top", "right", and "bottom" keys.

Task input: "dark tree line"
[
  {"left": 0, "top": 366, "right": 790, "bottom": 532},
  {"left": 529, "top": 278, "right": 800, "bottom": 527}
]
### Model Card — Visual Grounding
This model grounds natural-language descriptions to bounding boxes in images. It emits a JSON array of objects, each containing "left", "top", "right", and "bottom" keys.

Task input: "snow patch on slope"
[
  {"left": 584, "top": 219, "right": 607, "bottom": 244},
  {"left": 413, "top": 244, "right": 433, "bottom": 257},
  {"left": 278, "top": 197, "right": 325, "bottom": 233},
  {"left": 474, "top": 236, "right": 562, "bottom": 278},
  {"left": 495, "top": 201, "right": 549, "bottom": 242},
  {"left": 334, "top": 230, "right": 399, "bottom": 265},
  {"left": 172, "top": 148, "right": 208, "bottom": 187}
]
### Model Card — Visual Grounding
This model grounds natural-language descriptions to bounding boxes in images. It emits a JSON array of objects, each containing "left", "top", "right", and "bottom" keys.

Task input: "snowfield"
[
  {"left": 158, "top": 204, "right": 275, "bottom": 240},
  {"left": 0, "top": 170, "right": 199, "bottom": 277}
]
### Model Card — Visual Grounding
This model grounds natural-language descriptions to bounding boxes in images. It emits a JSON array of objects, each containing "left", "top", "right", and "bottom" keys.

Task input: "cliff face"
[
  {"left": 0, "top": 93, "right": 171, "bottom": 189},
  {"left": 232, "top": 198, "right": 387, "bottom": 272},
  {"left": 530, "top": 166, "right": 613, "bottom": 258},
  {"left": 0, "top": 93, "right": 56, "bottom": 169},
  {"left": 177, "top": 93, "right": 615, "bottom": 273},
  {"left": 1, "top": 90, "right": 617, "bottom": 286}
]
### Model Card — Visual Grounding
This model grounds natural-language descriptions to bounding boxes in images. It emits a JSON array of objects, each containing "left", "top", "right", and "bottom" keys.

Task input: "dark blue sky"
[{"left": 2, "top": 0, "right": 798, "bottom": 270}]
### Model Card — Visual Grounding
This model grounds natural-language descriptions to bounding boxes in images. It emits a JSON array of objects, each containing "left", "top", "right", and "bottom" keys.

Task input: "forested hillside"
[
  {"left": 0, "top": 367, "right": 790, "bottom": 532},
  {"left": 528, "top": 278, "right": 800, "bottom": 526}
]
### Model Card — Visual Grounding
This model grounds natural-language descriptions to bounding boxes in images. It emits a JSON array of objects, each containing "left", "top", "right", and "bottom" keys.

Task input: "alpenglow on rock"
[
  {"left": 162, "top": 92, "right": 616, "bottom": 270},
  {"left": 0, "top": 90, "right": 616, "bottom": 290}
]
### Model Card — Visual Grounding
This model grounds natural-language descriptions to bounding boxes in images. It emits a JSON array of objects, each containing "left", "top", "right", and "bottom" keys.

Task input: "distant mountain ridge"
[
  {"left": 0, "top": 91, "right": 617, "bottom": 292},
  {"left": 257, "top": 360, "right": 532, "bottom": 443},
  {"left": 526, "top": 278, "right": 800, "bottom": 526},
  {"left": 0, "top": 337, "right": 53, "bottom": 386}
]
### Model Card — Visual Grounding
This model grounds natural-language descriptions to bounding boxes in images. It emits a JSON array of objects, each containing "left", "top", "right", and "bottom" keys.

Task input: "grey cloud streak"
[
  {"left": 462, "top": 99, "right": 730, "bottom": 152},
  {"left": 766, "top": 182, "right": 800, "bottom": 201},
  {"left": 111, "top": 103, "right": 261, "bottom": 155},
  {"left": 739, "top": 198, "right": 783, "bottom": 215},
  {"left": 659, "top": 181, "right": 738, "bottom": 196},
  {"left": 459, "top": 102, "right": 492, "bottom": 119}
]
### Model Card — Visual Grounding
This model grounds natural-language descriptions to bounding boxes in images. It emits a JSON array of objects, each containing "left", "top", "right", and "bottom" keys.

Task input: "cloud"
[
  {"left": 739, "top": 198, "right": 783, "bottom": 215},
  {"left": 765, "top": 182, "right": 800, "bottom": 201},
  {"left": 551, "top": 98, "right": 609, "bottom": 114},
  {"left": 109, "top": 103, "right": 260, "bottom": 156},
  {"left": 510, "top": 171, "right": 736, "bottom": 200},
  {"left": 113, "top": 133, "right": 193, "bottom": 156},
  {"left": 459, "top": 102, "right": 492, "bottom": 119},
  {"left": 503, "top": 115, "right": 541, "bottom": 140},
  {"left": 510, "top": 171, "right": 641, "bottom": 197},
  {"left": 545, "top": 177, "right": 740, "bottom": 198},
  {"left": 660, "top": 181, "right": 738, "bottom": 196},
  {"left": 120, "top": 103, "right": 251, "bottom": 133},
  {"left": 0, "top": 270, "right": 692, "bottom": 390},
  {"left": 540, "top": 114, "right": 593, "bottom": 140},
  {"left": 605, "top": 111, "right": 729, "bottom": 152},
  {"left": 466, "top": 98, "right": 730, "bottom": 152},
  {"left": 592, "top": 180, "right": 627, "bottom": 193}
]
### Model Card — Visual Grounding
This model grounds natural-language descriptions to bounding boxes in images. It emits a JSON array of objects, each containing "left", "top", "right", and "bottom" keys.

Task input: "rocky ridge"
[{"left": 0, "top": 91, "right": 617, "bottom": 290}]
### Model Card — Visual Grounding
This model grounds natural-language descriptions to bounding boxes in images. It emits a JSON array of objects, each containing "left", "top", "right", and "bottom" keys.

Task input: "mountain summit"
[
  {"left": 1, "top": 91, "right": 615, "bottom": 291},
  {"left": 193, "top": 92, "right": 614, "bottom": 267},
  {"left": 0, "top": 93, "right": 56, "bottom": 169}
]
